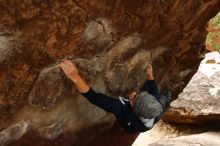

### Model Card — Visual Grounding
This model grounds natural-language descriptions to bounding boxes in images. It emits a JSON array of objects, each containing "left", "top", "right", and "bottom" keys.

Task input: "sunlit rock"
[{"left": 163, "top": 52, "right": 220, "bottom": 124}]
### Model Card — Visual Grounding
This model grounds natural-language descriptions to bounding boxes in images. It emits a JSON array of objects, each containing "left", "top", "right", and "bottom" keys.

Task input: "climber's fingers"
[
  {"left": 60, "top": 61, "right": 70, "bottom": 74},
  {"left": 66, "top": 60, "right": 78, "bottom": 72},
  {"left": 60, "top": 60, "right": 78, "bottom": 75},
  {"left": 64, "top": 60, "right": 78, "bottom": 73},
  {"left": 147, "top": 64, "right": 152, "bottom": 69}
]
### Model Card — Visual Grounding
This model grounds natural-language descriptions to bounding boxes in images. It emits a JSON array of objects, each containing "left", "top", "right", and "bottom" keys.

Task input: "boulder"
[
  {"left": 0, "top": 0, "right": 220, "bottom": 146},
  {"left": 163, "top": 52, "right": 220, "bottom": 124}
]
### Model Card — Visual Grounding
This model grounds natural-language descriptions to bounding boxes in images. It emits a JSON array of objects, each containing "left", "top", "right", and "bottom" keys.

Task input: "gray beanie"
[{"left": 133, "top": 91, "right": 163, "bottom": 119}]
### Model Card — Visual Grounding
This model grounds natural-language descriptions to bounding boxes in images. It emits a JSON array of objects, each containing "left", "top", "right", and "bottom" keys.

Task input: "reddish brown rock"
[{"left": 0, "top": 0, "right": 220, "bottom": 145}]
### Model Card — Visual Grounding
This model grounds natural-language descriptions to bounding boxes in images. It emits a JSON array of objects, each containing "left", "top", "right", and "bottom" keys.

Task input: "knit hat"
[{"left": 133, "top": 91, "right": 163, "bottom": 119}]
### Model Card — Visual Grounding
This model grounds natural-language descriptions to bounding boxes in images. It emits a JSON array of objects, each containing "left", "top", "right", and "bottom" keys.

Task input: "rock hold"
[
  {"left": 28, "top": 65, "right": 66, "bottom": 109},
  {"left": 84, "top": 19, "right": 113, "bottom": 49}
]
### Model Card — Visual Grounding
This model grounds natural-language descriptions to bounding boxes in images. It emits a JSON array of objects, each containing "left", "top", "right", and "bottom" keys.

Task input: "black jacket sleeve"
[{"left": 81, "top": 88, "right": 123, "bottom": 115}]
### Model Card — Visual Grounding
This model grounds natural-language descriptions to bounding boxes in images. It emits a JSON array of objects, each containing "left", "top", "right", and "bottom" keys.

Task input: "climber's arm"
[
  {"left": 60, "top": 60, "right": 123, "bottom": 115},
  {"left": 141, "top": 64, "right": 155, "bottom": 91},
  {"left": 141, "top": 64, "right": 160, "bottom": 100},
  {"left": 60, "top": 60, "right": 89, "bottom": 93},
  {"left": 146, "top": 64, "right": 154, "bottom": 80},
  {"left": 71, "top": 74, "right": 90, "bottom": 93}
]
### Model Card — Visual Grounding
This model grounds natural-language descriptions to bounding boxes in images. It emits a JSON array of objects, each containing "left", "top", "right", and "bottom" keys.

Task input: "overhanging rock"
[{"left": 0, "top": 0, "right": 220, "bottom": 146}]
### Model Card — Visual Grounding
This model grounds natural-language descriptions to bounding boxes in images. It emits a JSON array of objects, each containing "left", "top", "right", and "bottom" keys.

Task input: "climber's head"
[{"left": 129, "top": 91, "right": 163, "bottom": 119}]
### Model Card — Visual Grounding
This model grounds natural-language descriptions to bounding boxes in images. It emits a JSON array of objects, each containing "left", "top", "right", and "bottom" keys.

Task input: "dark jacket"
[{"left": 81, "top": 82, "right": 162, "bottom": 133}]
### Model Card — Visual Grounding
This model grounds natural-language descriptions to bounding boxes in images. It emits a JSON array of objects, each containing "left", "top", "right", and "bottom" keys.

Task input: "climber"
[{"left": 60, "top": 60, "right": 171, "bottom": 133}]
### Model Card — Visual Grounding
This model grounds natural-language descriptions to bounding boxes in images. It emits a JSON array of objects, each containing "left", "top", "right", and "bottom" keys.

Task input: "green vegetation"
[{"left": 206, "top": 12, "right": 220, "bottom": 52}]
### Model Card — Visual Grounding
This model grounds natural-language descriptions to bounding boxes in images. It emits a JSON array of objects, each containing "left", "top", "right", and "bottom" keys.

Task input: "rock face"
[
  {"left": 149, "top": 132, "right": 220, "bottom": 146},
  {"left": 0, "top": 0, "right": 220, "bottom": 146},
  {"left": 163, "top": 52, "right": 220, "bottom": 124},
  {"left": 0, "top": 121, "right": 31, "bottom": 146}
]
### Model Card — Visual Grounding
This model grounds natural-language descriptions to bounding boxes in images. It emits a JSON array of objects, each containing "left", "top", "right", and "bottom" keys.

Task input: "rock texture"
[
  {"left": 163, "top": 52, "right": 220, "bottom": 124},
  {"left": 0, "top": 121, "right": 31, "bottom": 146},
  {"left": 149, "top": 132, "right": 220, "bottom": 146},
  {"left": 0, "top": 0, "right": 220, "bottom": 146}
]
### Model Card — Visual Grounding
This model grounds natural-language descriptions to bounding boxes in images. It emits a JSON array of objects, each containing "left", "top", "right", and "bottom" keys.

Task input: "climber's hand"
[
  {"left": 60, "top": 60, "right": 79, "bottom": 83},
  {"left": 146, "top": 64, "right": 154, "bottom": 80}
]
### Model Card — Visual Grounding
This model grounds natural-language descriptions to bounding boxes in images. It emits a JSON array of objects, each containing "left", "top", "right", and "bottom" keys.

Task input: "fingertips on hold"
[{"left": 61, "top": 63, "right": 66, "bottom": 68}]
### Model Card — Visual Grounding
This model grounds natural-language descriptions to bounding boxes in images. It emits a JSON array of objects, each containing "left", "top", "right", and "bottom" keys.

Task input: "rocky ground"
[{"left": 133, "top": 120, "right": 220, "bottom": 146}]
